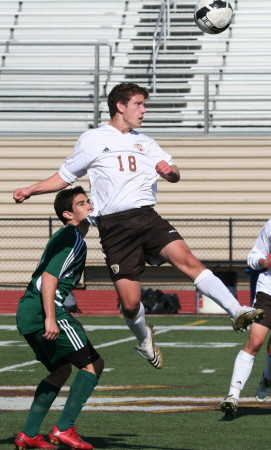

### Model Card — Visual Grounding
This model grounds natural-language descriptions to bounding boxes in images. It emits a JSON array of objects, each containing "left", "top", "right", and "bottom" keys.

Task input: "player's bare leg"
[
  {"left": 221, "top": 322, "right": 269, "bottom": 416},
  {"left": 114, "top": 278, "right": 163, "bottom": 368},
  {"left": 114, "top": 278, "right": 142, "bottom": 319},
  {"left": 159, "top": 240, "right": 264, "bottom": 331}
]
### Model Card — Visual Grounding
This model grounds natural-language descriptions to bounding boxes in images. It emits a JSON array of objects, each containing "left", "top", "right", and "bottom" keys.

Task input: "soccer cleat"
[
  {"left": 256, "top": 373, "right": 271, "bottom": 402},
  {"left": 135, "top": 323, "right": 163, "bottom": 369},
  {"left": 232, "top": 306, "right": 265, "bottom": 332},
  {"left": 220, "top": 395, "right": 238, "bottom": 417},
  {"left": 48, "top": 425, "right": 93, "bottom": 450},
  {"left": 14, "top": 432, "right": 57, "bottom": 449}
]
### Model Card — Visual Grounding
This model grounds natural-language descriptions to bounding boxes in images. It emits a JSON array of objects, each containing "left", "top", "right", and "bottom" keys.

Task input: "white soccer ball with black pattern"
[{"left": 194, "top": 0, "right": 233, "bottom": 34}]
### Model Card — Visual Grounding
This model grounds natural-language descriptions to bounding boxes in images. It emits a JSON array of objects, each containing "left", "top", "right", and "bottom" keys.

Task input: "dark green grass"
[{"left": 1, "top": 315, "right": 271, "bottom": 449}]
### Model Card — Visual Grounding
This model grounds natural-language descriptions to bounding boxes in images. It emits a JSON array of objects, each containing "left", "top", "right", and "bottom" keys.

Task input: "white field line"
[
  {"left": 0, "top": 394, "right": 263, "bottom": 412},
  {"left": 95, "top": 328, "right": 169, "bottom": 349},
  {"left": 0, "top": 323, "right": 238, "bottom": 372},
  {"left": 159, "top": 342, "right": 240, "bottom": 348},
  {"left": 0, "top": 329, "right": 170, "bottom": 372},
  {"left": 0, "top": 360, "right": 40, "bottom": 372},
  {"left": 0, "top": 325, "right": 233, "bottom": 331},
  {"left": 0, "top": 385, "right": 155, "bottom": 391}
]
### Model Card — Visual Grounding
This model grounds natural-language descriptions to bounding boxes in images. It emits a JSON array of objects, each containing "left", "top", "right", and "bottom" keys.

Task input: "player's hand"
[
  {"left": 13, "top": 188, "right": 31, "bottom": 203},
  {"left": 43, "top": 318, "right": 60, "bottom": 340},
  {"left": 155, "top": 161, "right": 180, "bottom": 183},
  {"left": 155, "top": 160, "right": 173, "bottom": 176},
  {"left": 258, "top": 255, "right": 271, "bottom": 270},
  {"left": 265, "top": 255, "right": 271, "bottom": 270}
]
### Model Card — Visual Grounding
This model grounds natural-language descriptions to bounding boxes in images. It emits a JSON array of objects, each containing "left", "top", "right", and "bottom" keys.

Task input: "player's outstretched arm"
[
  {"left": 155, "top": 161, "right": 180, "bottom": 183},
  {"left": 13, "top": 172, "right": 69, "bottom": 203}
]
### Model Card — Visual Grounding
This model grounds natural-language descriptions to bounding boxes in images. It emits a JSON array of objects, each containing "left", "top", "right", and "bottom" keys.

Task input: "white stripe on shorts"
[{"left": 58, "top": 319, "right": 84, "bottom": 351}]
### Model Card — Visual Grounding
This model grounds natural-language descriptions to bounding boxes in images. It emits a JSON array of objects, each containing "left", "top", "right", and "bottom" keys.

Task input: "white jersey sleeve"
[
  {"left": 247, "top": 220, "right": 271, "bottom": 270},
  {"left": 247, "top": 219, "right": 271, "bottom": 296},
  {"left": 58, "top": 137, "right": 90, "bottom": 184}
]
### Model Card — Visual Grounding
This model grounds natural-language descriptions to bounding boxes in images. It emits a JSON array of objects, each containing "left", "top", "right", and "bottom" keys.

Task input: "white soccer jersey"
[
  {"left": 59, "top": 125, "right": 173, "bottom": 216},
  {"left": 247, "top": 219, "right": 271, "bottom": 296}
]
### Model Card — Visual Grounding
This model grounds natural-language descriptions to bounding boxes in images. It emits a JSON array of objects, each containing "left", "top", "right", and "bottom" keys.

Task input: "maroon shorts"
[
  {"left": 97, "top": 206, "right": 183, "bottom": 281},
  {"left": 253, "top": 291, "right": 271, "bottom": 329}
]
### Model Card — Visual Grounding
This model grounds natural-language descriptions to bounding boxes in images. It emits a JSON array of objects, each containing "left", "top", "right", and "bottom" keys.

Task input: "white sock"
[
  {"left": 263, "top": 354, "right": 271, "bottom": 380},
  {"left": 228, "top": 350, "right": 255, "bottom": 399},
  {"left": 194, "top": 269, "right": 240, "bottom": 317},
  {"left": 123, "top": 302, "right": 148, "bottom": 344}
]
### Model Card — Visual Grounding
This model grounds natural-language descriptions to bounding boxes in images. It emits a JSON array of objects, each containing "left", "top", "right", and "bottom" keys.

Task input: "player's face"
[
  {"left": 71, "top": 194, "right": 92, "bottom": 224},
  {"left": 119, "top": 94, "right": 147, "bottom": 130}
]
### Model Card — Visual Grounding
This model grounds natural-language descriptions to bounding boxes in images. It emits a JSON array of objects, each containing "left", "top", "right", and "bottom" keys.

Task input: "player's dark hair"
[
  {"left": 54, "top": 186, "right": 87, "bottom": 224},
  {"left": 107, "top": 82, "right": 149, "bottom": 118}
]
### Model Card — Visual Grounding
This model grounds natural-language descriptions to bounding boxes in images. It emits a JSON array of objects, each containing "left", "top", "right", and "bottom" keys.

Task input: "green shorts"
[{"left": 24, "top": 314, "right": 100, "bottom": 372}]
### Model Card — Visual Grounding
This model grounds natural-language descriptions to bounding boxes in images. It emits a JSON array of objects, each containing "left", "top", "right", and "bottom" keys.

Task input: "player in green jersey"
[{"left": 15, "top": 186, "right": 103, "bottom": 450}]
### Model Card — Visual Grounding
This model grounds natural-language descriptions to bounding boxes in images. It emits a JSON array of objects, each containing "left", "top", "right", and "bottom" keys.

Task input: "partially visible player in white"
[
  {"left": 13, "top": 82, "right": 264, "bottom": 370},
  {"left": 221, "top": 219, "right": 271, "bottom": 416}
]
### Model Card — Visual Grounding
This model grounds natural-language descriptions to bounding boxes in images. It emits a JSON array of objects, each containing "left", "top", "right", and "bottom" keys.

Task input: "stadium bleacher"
[{"left": 0, "top": 0, "right": 270, "bottom": 134}]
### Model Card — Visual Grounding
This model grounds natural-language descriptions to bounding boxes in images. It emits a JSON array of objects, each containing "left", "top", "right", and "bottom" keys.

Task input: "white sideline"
[
  {"left": 0, "top": 329, "right": 170, "bottom": 373},
  {"left": 0, "top": 323, "right": 235, "bottom": 373},
  {"left": 0, "top": 325, "right": 233, "bottom": 331},
  {"left": 0, "top": 394, "right": 262, "bottom": 412}
]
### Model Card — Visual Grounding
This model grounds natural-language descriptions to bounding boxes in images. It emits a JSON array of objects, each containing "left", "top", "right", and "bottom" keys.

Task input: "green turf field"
[{"left": 1, "top": 314, "right": 271, "bottom": 450}]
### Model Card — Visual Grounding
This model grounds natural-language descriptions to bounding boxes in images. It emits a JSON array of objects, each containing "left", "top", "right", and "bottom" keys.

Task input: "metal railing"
[
  {"left": 151, "top": 0, "right": 175, "bottom": 93},
  {"left": 1, "top": 68, "right": 271, "bottom": 135},
  {"left": 201, "top": 71, "right": 271, "bottom": 134},
  {"left": 0, "top": 40, "right": 113, "bottom": 129},
  {"left": 138, "top": 70, "right": 271, "bottom": 135}
]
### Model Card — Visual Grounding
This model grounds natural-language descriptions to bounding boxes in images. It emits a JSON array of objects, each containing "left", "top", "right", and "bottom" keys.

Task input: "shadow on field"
[
  {"left": 2, "top": 433, "right": 193, "bottom": 450},
  {"left": 220, "top": 406, "right": 271, "bottom": 421},
  {"left": 0, "top": 437, "right": 14, "bottom": 447},
  {"left": 90, "top": 433, "right": 191, "bottom": 449}
]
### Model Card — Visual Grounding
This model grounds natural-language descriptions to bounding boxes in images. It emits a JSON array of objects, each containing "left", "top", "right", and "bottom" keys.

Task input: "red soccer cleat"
[
  {"left": 15, "top": 432, "right": 57, "bottom": 449},
  {"left": 48, "top": 425, "right": 94, "bottom": 449}
]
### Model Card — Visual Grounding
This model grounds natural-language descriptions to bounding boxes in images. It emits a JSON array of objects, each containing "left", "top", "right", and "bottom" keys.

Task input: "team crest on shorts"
[{"left": 111, "top": 264, "right": 120, "bottom": 274}]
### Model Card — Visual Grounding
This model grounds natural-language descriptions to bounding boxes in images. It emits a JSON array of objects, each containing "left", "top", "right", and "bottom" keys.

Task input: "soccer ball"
[{"left": 194, "top": 0, "right": 233, "bottom": 34}]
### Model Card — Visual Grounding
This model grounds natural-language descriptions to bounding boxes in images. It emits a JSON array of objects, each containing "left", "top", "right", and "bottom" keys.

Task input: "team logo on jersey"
[
  {"left": 103, "top": 147, "right": 111, "bottom": 153},
  {"left": 111, "top": 264, "right": 120, "bottom": 274},
  {"left": 133, "top": 143, "right": 144, "bottom": 151}
]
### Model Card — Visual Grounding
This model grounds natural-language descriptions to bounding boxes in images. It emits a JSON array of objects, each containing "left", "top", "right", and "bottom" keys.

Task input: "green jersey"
[{"left": 16, "top": 224, "right": 87, "bottom": 335}]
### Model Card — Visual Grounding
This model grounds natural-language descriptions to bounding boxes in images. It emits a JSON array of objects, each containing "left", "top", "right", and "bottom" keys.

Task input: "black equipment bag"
[{"left": 141, "top": 288, "right": 180, "bottom": 314}]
